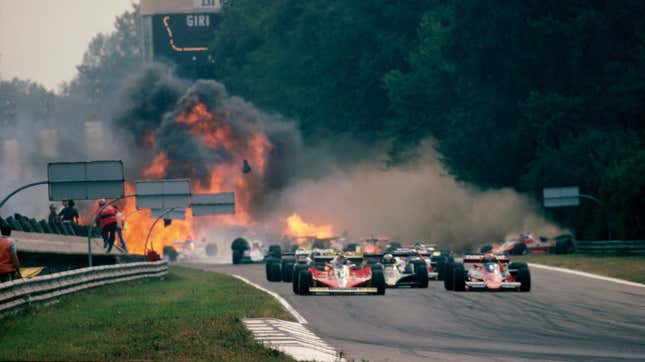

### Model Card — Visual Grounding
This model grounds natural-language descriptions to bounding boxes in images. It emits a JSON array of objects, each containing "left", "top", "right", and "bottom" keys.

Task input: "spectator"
[
  {"left": 59, "top": 200, "right": 79, "bottom": 224},
  {"left": 114, "top": 205, "right": 128, "bottom": 253},
  {"left": 0, "top": 225, "right": 21, "bottom": 282},
  {"left": 97, "top": 199, "right": 118, "bottom": 253},
  {"left": 48, "top": 204, "right": 60, "bottom": 224}
]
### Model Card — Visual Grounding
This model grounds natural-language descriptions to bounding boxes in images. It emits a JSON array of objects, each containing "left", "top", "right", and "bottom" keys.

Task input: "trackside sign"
[{"left": 543, "top": 186, "right": 580, "bottom": 207}]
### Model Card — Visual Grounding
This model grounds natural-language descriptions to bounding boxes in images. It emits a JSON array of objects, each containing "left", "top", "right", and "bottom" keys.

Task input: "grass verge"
[
  {"left": 0, "top": 266, "right": 295, "bottom": 361},
  {"left": 513, "top": 254, "right": 645, "bottom": 284}
]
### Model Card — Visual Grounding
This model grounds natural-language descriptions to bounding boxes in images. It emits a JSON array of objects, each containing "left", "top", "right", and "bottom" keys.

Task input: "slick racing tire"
[
  {"left": 435, "top": 256, "right": 447, "bottom": 281},
  {"left": 413, "top": 260, "right": 429, "bottom": 288},
  {"left": 268, "top": 244, "right": 282, "bottom": 258},
  {"left": 297, "top": 269, "right": 312, "bottom": 295},
  {"left": 517, "top": 266, "right": 531, "bottom": 292},
  {"left": 511, "top": 242, "right": 528, "bottom": 255},
  {"left": 509, "top": 262, "right": 528, "bottom": 271},
  {"left": 292, "top": 264, "right": 309, "bottom": 294},
  {"left": 371, "top": 268, "right": 386, "bottom": 295},
  {"left": 444, "top": 262, "right": 454, "bottom": 290},
  {"left": 231, "top": 238, "right": 249, "bottom": 264},
  {"left": 232, "top": 249, "right": 243, "bottom": 265},
  {"left": 266, "top": 259, "right": 282, "bottom": 282},
  {"left": 281, "top": 260, "right": 295, "bottom": 282},
  {"left": 452, "top": 263, "right": 466, "bottom": 291},
  {"left": 555, "top": 238, "right": 575, "bottom": 254}
]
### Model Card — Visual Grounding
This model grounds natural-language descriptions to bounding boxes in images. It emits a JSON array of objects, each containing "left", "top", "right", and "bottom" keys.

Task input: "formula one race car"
[
  {"left": 444, "top": 253, "right": 531, "bottom": 292},
  {"left": 162, "top": 238, "right": 218, "bottom": 262},
  {"left": 481, "top": 233, "right": 576, "bottom": 255},
  {"left": 377, "top": 249, "right": 429, "bottom": 288},
  {"left": 231, "top": 238, "right": 268, "bottom": 264},
  {"left": 293, "top": 253, "right": 386, "bottom": 295}
]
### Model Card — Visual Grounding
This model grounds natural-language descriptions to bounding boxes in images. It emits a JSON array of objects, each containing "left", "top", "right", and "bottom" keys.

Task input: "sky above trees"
[{"left": 0, "top": 0, "right": 133, "bottom": 91}]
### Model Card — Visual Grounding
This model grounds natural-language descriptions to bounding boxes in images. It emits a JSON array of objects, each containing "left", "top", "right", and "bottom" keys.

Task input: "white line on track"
[
  {"left": 244, "top": 318, "right": 342, "bottom": 362},
  {"left": 529, "top": 263, "right": 645, "bottom": 288},
  {"left": 232, "top": 274, "right": 308, "bottom": 324}
]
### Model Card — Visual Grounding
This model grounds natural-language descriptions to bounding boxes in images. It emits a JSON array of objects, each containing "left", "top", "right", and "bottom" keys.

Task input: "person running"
[
  {"left": 97, "top": 199, "right": 118, "bottom": 253},
  {"left": 114, "top": 205, "right": 128, "bottom": 253}
]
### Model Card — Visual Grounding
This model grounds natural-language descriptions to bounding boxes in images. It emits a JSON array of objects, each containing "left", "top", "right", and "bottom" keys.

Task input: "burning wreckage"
[{"left": 107, "top": 72, "right": 310, "bottom": 258}]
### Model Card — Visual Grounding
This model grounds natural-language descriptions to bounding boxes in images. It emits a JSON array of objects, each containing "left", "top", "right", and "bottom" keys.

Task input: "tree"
[{"left": 63, "top": 4, "right": 142, "bottom": 115}]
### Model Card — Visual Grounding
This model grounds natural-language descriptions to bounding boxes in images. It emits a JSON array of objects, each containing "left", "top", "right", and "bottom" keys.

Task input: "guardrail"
[
  {"left": 575, "top": 240, "right": 645, "bottom": 256},
  {"left": 0, "top": 261, "right": 168, "bottom": 316}
]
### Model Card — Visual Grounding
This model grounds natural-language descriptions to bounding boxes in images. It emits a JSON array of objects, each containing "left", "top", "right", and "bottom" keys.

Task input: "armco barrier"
[
  {"left": 575, "top": 240, "right": 645, "bottom": 256},
  {"left": 0, "top": 261, "right": 168, "bottom": 315}
]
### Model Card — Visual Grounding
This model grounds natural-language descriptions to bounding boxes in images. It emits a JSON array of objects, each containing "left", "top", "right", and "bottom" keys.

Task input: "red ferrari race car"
[
  {"left": 293, "top": 253, "right": 386, "bottom": 295},
  {"left": 444, "top": 253, "right": 531, "bottom": 292},
  {"left": 481, "top": 233, "right": 575, "bottom": 255}
]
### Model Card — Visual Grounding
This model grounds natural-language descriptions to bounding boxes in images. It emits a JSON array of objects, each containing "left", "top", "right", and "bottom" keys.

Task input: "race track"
[{"left": 184, "top": 262, "right": 645, "bottom": 361}]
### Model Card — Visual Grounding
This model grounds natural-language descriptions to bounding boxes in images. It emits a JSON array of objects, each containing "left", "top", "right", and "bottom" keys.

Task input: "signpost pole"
[{"left": 0, "top": 180, "right": 48, "bottom": 211}]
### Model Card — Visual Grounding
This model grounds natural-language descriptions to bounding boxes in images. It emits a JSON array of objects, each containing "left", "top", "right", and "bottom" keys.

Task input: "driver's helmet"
[
  {"left": 482, "top": 256, "right": 496, "bottom": 264},
  {"left": 482, "top": 255, "right": 498, "bottom": 271},
  {"left": 383, "top": 253, "right": 394, "bottom": 264},
  {"left": 334, "top": 255, "right": 346, "bottom": 265}
]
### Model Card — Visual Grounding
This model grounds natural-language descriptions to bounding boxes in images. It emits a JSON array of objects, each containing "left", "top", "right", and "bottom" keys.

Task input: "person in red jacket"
[
  {"left": 0, "top": 225, "right": 21, "bottom": 282},
  {"left": 97, "top": 199, "right": 118, "bottom": 253}
]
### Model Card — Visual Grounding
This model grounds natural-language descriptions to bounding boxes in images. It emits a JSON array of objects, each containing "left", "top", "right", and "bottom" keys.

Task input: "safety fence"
[
  {"left": 575, "top": 240, "right": 645, "bottom": 256},
  {"left": 0, "top": 260, "right": 167, "bottom": 316}
]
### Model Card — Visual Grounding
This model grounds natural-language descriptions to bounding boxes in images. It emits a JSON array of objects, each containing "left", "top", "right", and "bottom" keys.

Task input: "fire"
[
  {"left": 284, "top": 213, "right": 334, "bottom": 239},
  {"left": 116, "top": 101, "right": 273, "bottom": 255},
  {"left": 119, "top": 183, "right": 194, "bottom": 255},
  {"left": 176, "top": 102, "right": 236, "bottom": 149},
  {"left": 143, "top": 152, "right": 169, "bottom": 179}
]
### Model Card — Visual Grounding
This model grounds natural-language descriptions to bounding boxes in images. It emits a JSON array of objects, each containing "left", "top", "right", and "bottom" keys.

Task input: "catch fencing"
[
  {"left": 575, "top": 240, "right": 645, "bottom": 256},
  {"left": 0, "top": 260, "right": 167, "bottom": 316}
]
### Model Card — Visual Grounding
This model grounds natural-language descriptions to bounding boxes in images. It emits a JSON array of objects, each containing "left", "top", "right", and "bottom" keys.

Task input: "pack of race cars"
[{"left": 262, "top": 242, "right": 531, "bottom": 295}]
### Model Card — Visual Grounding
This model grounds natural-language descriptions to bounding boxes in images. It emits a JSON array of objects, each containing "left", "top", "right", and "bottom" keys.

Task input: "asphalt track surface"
[{"left": 185, "top": 262, "right": 645, "bottom": 362}]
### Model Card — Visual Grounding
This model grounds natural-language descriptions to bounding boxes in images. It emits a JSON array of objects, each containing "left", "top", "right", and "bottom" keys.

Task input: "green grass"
[
  {"left": 513, "top": 254, "right": 645, "bottom": 284},
  {"left": 0, "top": 266, "right": 295, "bottom": 361}
]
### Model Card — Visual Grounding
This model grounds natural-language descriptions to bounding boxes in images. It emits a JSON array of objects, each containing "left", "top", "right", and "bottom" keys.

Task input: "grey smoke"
[
  {"left": 114, "top": 66, "right": 302, "bottom": 219},
  {"left": 1, "top": 63, "right": 564, "bottom": 251},
  {"left": 277, "top": 141, "right": 566, "bottom": 250}
]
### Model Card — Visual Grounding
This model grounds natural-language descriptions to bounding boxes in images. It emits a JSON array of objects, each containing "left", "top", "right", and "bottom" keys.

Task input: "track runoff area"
[{"left": 185, "top": 257, "right": 645, "bottom": 362}]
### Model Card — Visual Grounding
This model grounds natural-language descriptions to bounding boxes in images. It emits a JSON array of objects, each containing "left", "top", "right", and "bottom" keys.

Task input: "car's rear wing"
[
  {"left": 312, "top": 255, "right": 364, "bottom": 264},
  {"left": 462, "top": 253, "right": 510, "bottom": 263},
  {"left": 389, "top": 249, "right": 417, "bottom": 257}
]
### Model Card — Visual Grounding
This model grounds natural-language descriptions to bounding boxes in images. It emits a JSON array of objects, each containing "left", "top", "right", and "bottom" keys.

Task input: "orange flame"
[
  {"left": 143, "top": 152, "right": 169, "bottom": 179},
  {"left": 118, "top": 101, "right": 274, "bottom": 255},
  {"left": 119, "top": 183, "right": 194, "bottom": 255},
  {"left": 284, "top": 213, "right": 334, "bottom": 239}
]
